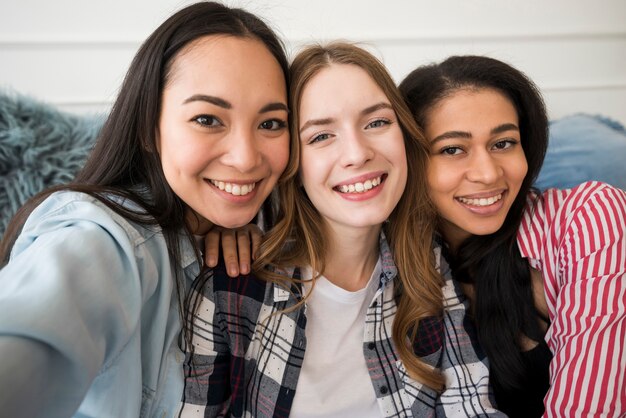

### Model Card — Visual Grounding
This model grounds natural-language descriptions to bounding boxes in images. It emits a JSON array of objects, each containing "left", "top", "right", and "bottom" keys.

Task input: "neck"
[
  {"left": 185, "top": 209, "right": 213, "bottom": 236},
  {"left": 439, "top": 220, "right": 469, "bottom": 255},
  {"left": 321, "top": 223, "right": 381, "bottom": 292}
]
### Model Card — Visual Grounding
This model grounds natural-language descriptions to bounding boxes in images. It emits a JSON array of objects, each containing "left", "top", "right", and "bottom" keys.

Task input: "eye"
[
  {"left": 259, "top": 119, "right": 287, "bottom": 131},
  {"left": 492, "top": 139, "right": 518, "bottom": 150},
  {"left": 308, "top": 133, "right": 332, "bottom": 144},
  {"left": 365, "top": 118, "right": 391, "bottom": 129},
  {"left": 192, "top": 114, "right": 222, "bottom": 128},
  {"left": 440, "top": 146, "right": 464, "bottom": 156}
]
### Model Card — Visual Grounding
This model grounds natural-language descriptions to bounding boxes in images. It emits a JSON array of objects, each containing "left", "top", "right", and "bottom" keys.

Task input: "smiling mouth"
[
  {"left": 456, "top": 193, "right": 503, "bottom": 207},
  {"left": 209, "top": 180, "right": 257, "bottom": 196},
  {"left": 335, "top": 174, "right": 385, "bottom": 194}
]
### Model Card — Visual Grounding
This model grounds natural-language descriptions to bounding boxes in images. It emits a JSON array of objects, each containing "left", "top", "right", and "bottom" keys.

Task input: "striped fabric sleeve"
[{"left": 520, "top": 182, "right": 626, "bottom": 417}]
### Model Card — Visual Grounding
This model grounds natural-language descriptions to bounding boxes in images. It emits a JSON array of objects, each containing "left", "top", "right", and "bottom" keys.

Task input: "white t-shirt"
[{"left": 290, "top": 260, "right": 382, "bottom": 418}]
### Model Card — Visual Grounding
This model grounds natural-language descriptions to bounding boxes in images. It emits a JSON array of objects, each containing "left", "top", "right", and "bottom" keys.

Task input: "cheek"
[
  {"left": 166, "top": 146, "right": 205, "bottom": 175},
  {"left": 158, "top": 127, "right": 203, "bottom": 174},
  {"left": 508, "top": 153, "right": 529, "bottom": 188},
  {"left": 266, "top": 135, "right": 291, "bottom": 175},
  {"left": 298, "top": 150, "right": 318, "bottom": 189},
  {"left": 427, "top": 160, "right": 455, "bottom": 194},
  {"left": 298, "top": 148, "right": 332, "bottom": 195}
]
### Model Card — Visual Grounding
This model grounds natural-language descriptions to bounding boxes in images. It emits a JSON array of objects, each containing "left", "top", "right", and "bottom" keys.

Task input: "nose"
[
  {"left": 221, "top": 128, "right": 262, "bottom": 173},
  {"left": 465, "top": 150, "right": 502, "bottom": 184},
  {"left": 340, "top": 130, "right": 374, "bottom": 168}
]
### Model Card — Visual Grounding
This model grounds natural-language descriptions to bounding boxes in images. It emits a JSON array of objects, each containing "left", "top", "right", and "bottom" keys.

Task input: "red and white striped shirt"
[{"left": 517, "top": 181, "right": 626, "bottom": 417}]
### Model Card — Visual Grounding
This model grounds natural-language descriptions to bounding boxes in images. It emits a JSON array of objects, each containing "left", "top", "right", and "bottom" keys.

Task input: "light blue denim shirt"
[{"left": 0, "top": 191, "right": 199, "bottom": 417}]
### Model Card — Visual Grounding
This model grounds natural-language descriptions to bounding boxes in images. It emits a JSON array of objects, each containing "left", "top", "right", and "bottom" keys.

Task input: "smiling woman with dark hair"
[
  {"left": 0, "top": 2, "right": 291, "bottom": 417},
  {"left": 400, "top": 55, "right": 626, "bottom": 418}
]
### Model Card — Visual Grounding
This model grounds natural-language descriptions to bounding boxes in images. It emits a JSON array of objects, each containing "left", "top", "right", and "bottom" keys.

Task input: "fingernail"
[
  {"left": 228, "top": 264, "right": 238, "bottom": 277},
  {"left": 241, "top": 264, "right": 249, "bottom": 275},
  {"left": 207, "top": 255, "right": 217, "bottom": 266}
]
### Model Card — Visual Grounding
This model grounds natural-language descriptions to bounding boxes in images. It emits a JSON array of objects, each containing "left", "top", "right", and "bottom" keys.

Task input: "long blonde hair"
[{"left": 253, "top": 42, "right": 444, "bottom": 390}]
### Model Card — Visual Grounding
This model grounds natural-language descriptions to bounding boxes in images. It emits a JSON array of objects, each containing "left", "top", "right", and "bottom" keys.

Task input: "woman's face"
[
  {"left": 424, "top": 88, "right": 528, "bottom": 249},
  {"left": 298, "top": 64, "right": 407, "bottom": 234},
  {"left": 158, "top": 35, "right": 289, "bottom": 234}
]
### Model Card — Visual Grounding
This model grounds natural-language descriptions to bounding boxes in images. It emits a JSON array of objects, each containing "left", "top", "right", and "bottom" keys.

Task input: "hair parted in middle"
[
  {"left": 253, "top": 42, "right": 444, "bottom": 390},
  {"left": 399, "top": 55, "right": 549, "bottom": 391}
]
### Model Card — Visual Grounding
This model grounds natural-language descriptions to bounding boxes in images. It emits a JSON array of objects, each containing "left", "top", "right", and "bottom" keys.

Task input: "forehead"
[
  {"left": 299, "top": 63, "right": 389, "bottom": 113},
  {"left": 426, "top": 87, "right": 518, "bottom": 131},
  {"left": 166, "top": 35, "right": 285, "bottom": 89}
]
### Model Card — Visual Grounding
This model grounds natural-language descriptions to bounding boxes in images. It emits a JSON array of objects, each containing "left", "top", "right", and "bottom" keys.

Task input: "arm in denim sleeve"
[{"left": 0, "top": 197, "right": 148, "bottom": 417}]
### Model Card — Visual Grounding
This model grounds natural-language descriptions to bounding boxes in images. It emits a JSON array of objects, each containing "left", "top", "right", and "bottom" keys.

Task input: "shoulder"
[
  {"left": 17, "top": 190, "right": 162, "bottom": 251},
  {"left": 519, "top": 182, "right": 625, "bottom": 249},
  {"left": 518, "top": 182, "right": 626, "bottom": 284},
  {"left": 526, "top": 181, "right": 624, "bottom": 222}
]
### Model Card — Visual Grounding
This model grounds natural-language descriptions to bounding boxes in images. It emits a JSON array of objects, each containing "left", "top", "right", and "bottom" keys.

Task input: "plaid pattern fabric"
[{"left": 180, "top": 236, "right": 504, "bottom": 417}]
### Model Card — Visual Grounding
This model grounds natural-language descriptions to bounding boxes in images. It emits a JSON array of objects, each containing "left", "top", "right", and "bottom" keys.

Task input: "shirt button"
[
  {"left": 368, "top": 342, "right": 375, "bottom": 350},
  {"left": 380, "top": 385, "right": 388, "bottom": 394}
]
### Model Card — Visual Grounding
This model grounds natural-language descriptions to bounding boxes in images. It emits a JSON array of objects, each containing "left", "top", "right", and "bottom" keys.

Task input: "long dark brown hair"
[
  {"left": 399, "top": 55, "right": 549, "bottom": 391},
  {"left": 0, "top": 1, "right": 290, "bottom": 351}
]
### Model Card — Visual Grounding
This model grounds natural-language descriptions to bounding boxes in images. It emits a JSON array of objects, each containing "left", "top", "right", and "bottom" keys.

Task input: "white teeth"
[
  {"left": 457, "top": 193, "right": 502, "bottom": 206},
  {"left": 337, "top": 176, "right": 383, "bottom": 194},
  {"left": 210, "top": 180, "right": 256, "bottom": 196}
]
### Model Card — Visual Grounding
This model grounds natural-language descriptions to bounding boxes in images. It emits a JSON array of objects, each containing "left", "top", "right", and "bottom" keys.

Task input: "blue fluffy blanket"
[{"left": 0, "top": 91, "right": 103, "bottom": 237}]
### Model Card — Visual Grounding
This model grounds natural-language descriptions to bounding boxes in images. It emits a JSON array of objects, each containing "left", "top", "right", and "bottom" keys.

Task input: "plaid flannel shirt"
[{"left": 180, "top": 235, "right": 504, "bottom": 417}]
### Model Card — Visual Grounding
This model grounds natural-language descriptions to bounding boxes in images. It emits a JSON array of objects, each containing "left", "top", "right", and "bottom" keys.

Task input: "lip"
[
  {"left": 334, "top": 171, "right": 386, "bottom": 188},
  {"left": 204, "top": 178, "right": 261, "bottom": 203},
  {"left": 455, "top": 190, "right": 507, "bottom": 216},
  {"left": 334, "top": 173, "right": 387, "bottom": 202},
  {"left": 456, "top": 188, "right": 507, "bottom": 200}
]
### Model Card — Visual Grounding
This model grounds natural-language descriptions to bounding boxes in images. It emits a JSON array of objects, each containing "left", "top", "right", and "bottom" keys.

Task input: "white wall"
[{"left": 1, "top": 0, "right": 625, "bottom": 123}]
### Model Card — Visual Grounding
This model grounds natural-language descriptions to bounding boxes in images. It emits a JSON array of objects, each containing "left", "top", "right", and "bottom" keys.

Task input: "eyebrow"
[
  {"left": 259, "top": 102, "right": 289, "bottom": 113},
  {"left": 183, "top": 94, "right": 288, "bottom": 114},
  {"left": 491, "top": 123, "right": 519, "bottom": 135},
  {"left": 299, "top": 101, "right": 393, "bottom": 133},
  {"left": 183, "top": 94, "right": 231, "bottom": 108},
  {"left": 299, "top": 117, "right": 334, "bottom": 133},
  {"left": 430, "top": 123, "right": 519, "bottom": 143},
  {"left": 361, "top": 102, "right": 393, "bottom": 116}
]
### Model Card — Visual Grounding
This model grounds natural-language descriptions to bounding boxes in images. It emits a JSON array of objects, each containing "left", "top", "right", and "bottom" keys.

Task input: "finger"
[
  {"left": 220, "top": 229, "right": 240, "bottom": 277},
  {"left": 204, "top": 229, "right": 221, "bottom": 267},
  {"left": 249, "top": 225, "right": 262, "bottom": 261},
  {"left": 236, "top": 231, "right": 252, "bottom": 275}
]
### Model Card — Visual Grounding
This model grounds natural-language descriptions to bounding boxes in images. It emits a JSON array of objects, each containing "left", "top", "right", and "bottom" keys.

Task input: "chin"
[
  {"left": 469, "top": 222, "right": 505, "bottom": 236},
  {"left": 218, "top": 216, "right": 257, "bottom": 229}
]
